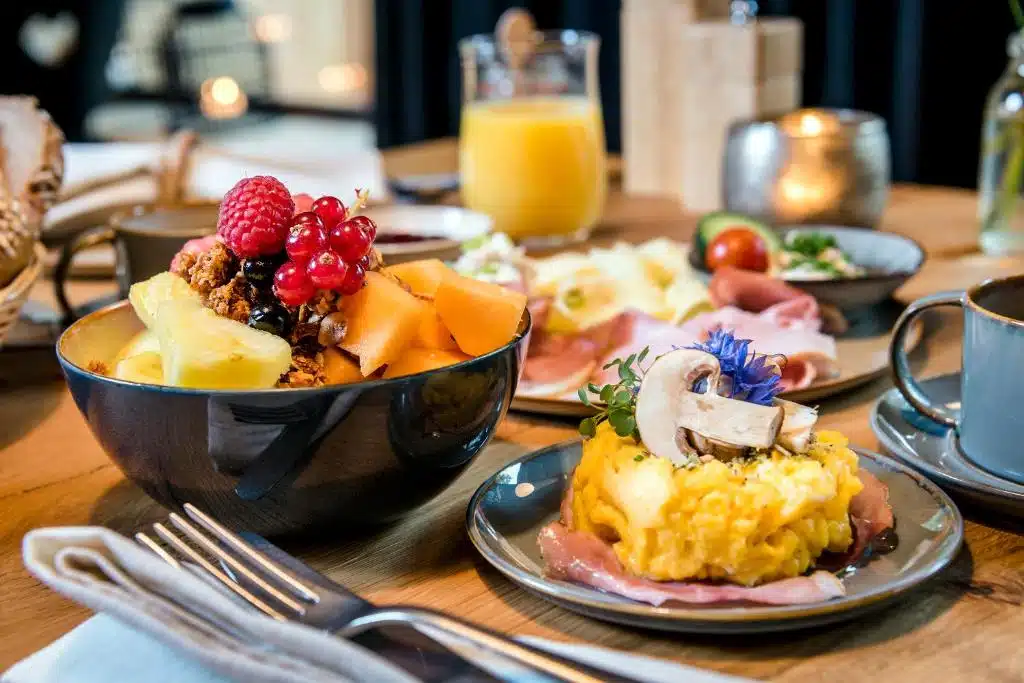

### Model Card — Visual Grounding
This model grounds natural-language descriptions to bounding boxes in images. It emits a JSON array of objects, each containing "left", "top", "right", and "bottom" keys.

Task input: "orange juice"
[{"left": 459, "top": 96, "right": 607, "bottom": 240}]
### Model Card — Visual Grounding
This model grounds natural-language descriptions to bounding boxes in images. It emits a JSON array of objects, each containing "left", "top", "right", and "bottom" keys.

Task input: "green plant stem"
[{"left": 1012, "top": 0, "right": 1024, "bottom": 28}]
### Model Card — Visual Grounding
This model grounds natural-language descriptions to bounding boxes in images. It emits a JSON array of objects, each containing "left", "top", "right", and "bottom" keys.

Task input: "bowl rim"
[
  {"left": 776, "top": 225, "right": 926, "bottom": 285},
  {"left": 690, "top": 224, "right": 926, "bottom": 284},
  {"left": 57, "top": 298, "right": 532, "bottom": 396}
]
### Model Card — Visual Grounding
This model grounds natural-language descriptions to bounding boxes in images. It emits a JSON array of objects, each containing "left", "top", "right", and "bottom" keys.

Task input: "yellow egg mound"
[{"left": 571, "top": 423, "right": 863, "bottom": 586}]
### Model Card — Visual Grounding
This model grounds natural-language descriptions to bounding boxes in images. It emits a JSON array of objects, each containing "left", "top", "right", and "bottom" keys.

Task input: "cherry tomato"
[{"left": 704, "top": 227, "right": 770, "bottom": 272}]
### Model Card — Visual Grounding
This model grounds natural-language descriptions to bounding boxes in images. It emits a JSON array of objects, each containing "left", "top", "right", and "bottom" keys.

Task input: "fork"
[{"left": 137, "top": 504, "right": 642, "bottom": 683}]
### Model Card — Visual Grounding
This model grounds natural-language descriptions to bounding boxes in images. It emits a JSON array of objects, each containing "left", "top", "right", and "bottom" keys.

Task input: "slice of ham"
[
  {"left": 817, "top": 470, "right": 895, "bottom": 570},
  {"left": 591, "top": 307, "right": 837, "bottom": 391},
  {"left": 710, "top": 266, "right": 818, "bottom": 315},
  {"left": 538, "top": 522, "right": 846, "bottom": 606},
  {"left": 519, "top": 310, "right": 630, "bottom": 396}
]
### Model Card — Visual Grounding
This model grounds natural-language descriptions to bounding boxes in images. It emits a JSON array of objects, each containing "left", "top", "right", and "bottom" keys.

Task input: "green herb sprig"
[
  {"left": 577, "top": 346, "right": 651, "bottom": 440},
  {"left": 785, "top": 232, "right": 838, "bottom": 258}
]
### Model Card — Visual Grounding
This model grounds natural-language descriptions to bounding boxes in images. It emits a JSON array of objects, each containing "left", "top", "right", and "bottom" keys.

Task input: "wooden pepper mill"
[{"left": 620, "top": 1, "right": 802, "bottom": 212}]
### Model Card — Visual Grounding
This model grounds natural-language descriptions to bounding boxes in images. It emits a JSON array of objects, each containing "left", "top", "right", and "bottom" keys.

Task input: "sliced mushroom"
[
  {"left": 775, "top": 399, "right": 818, "bottom": 453},
  {"left": 635, "top": 349, "right": 784, "bottom": 465}
]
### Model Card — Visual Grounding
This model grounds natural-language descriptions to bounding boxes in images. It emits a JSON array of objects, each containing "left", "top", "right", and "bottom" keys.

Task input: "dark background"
[{"left": 0, "top": 0, "right": 1017, "bottom": 189}]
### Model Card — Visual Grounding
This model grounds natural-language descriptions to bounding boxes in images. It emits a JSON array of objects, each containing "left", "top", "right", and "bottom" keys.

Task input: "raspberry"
[
  {"left": 292, "top": 193, "right": 315, "bottom": 214},
  {"left": 217, "top": 176, "right": 295, "bottom": 258},
  {"left": 273, "top": 261, "right": 316, "bottom": 307}
]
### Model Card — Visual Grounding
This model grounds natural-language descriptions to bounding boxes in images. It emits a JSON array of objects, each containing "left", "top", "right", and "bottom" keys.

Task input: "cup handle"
[
  {"left": 889, "top": 291, "right": 964, "bottom": 427},
  {"left": 54, "top": 225, "right": 117, "bottom": 325}
]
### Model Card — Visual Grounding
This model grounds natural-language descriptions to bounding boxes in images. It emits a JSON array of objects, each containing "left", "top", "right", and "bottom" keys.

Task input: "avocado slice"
[{"left": 693, "top": 212, "right": 782, "bottom": 267}]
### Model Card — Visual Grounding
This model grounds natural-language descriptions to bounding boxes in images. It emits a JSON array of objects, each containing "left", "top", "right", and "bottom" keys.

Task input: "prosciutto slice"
[
  {"left": 591, "top": 307, "right": 838, "bottom": 391},
  {"left": 538, "top": 468, "right": 894, "bottom": 607},
  {"left": 709, "top": 266, "right": 818, "bottom": 315},
  {"left": 538, "top": 522, "right": 846, "bottom": 606}
]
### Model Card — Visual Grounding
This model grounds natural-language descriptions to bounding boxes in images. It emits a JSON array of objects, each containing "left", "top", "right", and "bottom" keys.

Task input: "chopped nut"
[
  {"left": 170, "top": 250, "right": 198, "bottom": 278},
  {"left": 364, "top": 247, "right": 384, "bottom": 272},
  {"left": 188, "top": 242, "right": 237, "bottom": 295},
  {"left": 206, "top": 275, "right": 251, "bottom": 323},
  {"left": 87, "top": 360, "right": 109, "bottom": 375},
  {"left": 317, "top": 312, "right": 348, "bottom": 346},
  {"left": 276, "top": 343, "right": 327, "bottom": 387}
]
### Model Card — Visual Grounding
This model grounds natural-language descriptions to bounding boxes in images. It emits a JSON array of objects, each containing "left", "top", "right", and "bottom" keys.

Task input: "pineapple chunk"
[
  {"left": 155, "top": 299, "right": 292, "bottom": 389},
  {"left": 116, "top": 329, "right": 161, "bottom": 362},
  {"left": 129, "top": 272, "right": 200, "bottom": 329},
  {"left": 114, "top": 351, "right": 164, "bottom": 384}
]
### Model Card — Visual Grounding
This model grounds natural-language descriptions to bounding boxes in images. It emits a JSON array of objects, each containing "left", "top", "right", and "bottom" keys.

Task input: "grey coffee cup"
[
  {"left": 890, "top": 276, "right": 1024, "bottom": 484},
  {"left": 54, "top": 202, "right": 218, "bottom": 323}
]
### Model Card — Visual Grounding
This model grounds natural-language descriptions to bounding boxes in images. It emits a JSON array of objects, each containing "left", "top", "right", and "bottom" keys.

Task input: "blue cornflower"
[{"left": 684, "top": 328, "right": 783, "bottom": 406}]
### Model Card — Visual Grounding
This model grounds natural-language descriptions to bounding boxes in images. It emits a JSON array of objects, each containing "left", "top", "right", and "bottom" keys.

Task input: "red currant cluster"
[{"left": 274, "top": 195, "right": 377, "bottom": 306}]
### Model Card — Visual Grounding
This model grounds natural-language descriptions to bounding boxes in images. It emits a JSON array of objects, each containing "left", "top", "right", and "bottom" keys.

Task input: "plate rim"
[{"left": 467, "top": 439, "right": 964, "bottom": 626}]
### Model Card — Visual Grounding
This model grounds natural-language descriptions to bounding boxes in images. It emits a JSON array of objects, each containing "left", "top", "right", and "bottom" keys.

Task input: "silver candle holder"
[{"left": 722, "top": 108, "right": 891, "bottom": 227}]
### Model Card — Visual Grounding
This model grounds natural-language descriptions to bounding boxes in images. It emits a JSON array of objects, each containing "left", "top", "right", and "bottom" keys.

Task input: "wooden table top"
[{"left": 3, "top": 139, "right": 1024, "bottom": 681}]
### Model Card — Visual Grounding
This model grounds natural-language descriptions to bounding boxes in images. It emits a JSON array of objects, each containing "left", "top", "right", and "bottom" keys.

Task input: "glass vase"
[{"left": 979, "top": 31, "right": 1024, "bottom": 254}]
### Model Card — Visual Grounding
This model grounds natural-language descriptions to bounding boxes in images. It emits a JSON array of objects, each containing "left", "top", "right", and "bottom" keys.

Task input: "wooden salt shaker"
[{"left": 676, "top": 4, "right": 803, "bottom": 212}]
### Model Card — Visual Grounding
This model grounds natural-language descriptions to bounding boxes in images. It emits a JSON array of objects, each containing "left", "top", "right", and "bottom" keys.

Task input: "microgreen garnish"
[
  {"left": 578, "top": 346, "right": 651, "bottom": 440},
  {"left": 785, "top": 231, "right": 837, "bottom": 257}
]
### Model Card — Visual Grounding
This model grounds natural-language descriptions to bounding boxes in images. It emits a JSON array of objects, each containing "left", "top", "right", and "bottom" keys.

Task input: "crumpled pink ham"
[
  {"left": 710, "top": 266, "right": 818, "bottom": 316},
  {"left": 537, "top": 468, "right": 894, "bottom": 607},
  {"left": 589, "top": 307, "right": 837, "bottom": 391},
  {"left": 538, "top": 522, "right": 846, "bottom": 606}
]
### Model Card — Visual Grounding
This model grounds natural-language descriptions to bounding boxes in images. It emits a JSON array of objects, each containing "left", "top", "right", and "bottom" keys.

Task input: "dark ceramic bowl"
[
  {"left": 690, "top": 225, "right": 925, "bottom": 310},
  {"left": 57, "top": 300, "right": 531, "bottom": 537}
]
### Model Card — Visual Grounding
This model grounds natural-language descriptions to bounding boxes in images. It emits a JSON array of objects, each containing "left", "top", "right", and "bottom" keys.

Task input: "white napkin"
[{"left": 6, "top": 527, "right": 754, "bottom": 683}]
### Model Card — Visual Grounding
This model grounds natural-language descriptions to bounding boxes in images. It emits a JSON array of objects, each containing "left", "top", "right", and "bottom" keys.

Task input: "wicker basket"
[{"left": 0, "top": 242, "right": 45, "bottom": 348}]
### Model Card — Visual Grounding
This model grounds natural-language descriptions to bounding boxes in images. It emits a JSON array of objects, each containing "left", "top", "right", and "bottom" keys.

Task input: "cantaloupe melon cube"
[
  {"left": 415, "top": 304, "right": 459, "bottom": 351},
  {"left": 434, "top": 270, "right": 527, "bottom": 356},
  {"left": 321, "top": 347, "right": 365, "bottom": 385},
  {"left": 385, "top": 259, "right": 448, "bottom": 298},
  {"left": 383, "top": 347, "right": 472, "bottom": 379},
  {"left": 339, "top": 271, "right": 423, "bottom": 375}
]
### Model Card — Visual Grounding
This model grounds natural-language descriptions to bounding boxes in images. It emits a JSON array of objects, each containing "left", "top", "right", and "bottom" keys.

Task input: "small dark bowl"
[
  {"left": 690, "top": 225, "right": 925, "bottom": 310},
  {"left": 57, "top": 301, "right": 531, "bottom": 537}
]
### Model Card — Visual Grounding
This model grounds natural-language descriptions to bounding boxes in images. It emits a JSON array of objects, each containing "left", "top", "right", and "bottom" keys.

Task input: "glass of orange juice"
[{"left": 458, "top": 28, "right": 607, "bottom": 246}]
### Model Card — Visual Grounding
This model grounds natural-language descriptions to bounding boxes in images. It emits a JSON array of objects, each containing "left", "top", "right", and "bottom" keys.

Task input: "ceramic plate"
[
  {"left": 467, "top": 440, "right": 962, "bottom": 634},
  {"left": 871, "top": 373, "right": 1024, "bottom": 516},
  {"left": 512, "top": 300, "right": 923, "bottom": 418},
  {"left": 364, "top": 205, "right": 492, "bottom": 265}
]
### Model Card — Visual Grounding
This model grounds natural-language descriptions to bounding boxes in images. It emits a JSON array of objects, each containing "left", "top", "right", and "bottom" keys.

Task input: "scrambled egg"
[{"left": 571, "top": 423, "right": 863, "bottom": 586}]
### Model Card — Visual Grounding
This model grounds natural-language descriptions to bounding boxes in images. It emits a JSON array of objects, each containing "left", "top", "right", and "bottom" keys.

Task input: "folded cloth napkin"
[{"left": 8, "top": 527, "right": 754, "bottom": 683}]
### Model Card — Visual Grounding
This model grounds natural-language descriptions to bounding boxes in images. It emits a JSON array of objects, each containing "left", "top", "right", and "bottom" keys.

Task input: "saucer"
[{"left": 871, "top": 372, "right": 1024, "bottom": 515}]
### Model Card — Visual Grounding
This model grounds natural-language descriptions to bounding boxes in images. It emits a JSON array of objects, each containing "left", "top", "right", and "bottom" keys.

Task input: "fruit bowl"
[{"left": 57, "top": 299, "right": 531, "bottom": 537}]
